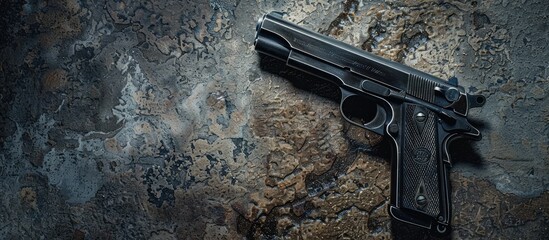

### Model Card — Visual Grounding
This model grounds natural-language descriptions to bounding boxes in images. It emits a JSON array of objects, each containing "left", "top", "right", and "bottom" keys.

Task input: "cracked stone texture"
[{"left": 0, "top": 0, "right": 547, "bottom": 239}]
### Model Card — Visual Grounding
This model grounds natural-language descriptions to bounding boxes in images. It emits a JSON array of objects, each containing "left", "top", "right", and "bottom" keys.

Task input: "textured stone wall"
[{"left": 0, "top": 0, "right": 547, "bottom": 239}]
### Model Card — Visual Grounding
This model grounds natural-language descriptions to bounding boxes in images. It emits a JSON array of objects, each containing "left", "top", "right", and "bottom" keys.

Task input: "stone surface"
[{"left": 0, "top": 0, "right": 547, "bottom": 239}]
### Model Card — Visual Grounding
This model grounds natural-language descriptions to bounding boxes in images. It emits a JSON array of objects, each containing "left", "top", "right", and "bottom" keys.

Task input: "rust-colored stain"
[{"left": 42, "top": 68, "right": 68, "bottom": 92}]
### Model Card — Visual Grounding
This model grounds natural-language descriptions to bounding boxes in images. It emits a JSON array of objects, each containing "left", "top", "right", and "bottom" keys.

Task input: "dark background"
[{"left": 0, "top": 0, "right": 547, "bottom": 239}]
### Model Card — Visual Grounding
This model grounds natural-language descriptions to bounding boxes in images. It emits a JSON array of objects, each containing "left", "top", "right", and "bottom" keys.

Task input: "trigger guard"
[{"left": 340, "top": 88, "right": 387, "bottom": 135}]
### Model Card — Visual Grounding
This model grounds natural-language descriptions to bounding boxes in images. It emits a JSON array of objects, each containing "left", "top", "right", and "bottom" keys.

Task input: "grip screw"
[
  {"left": 416, "top": 112, "right": 426, "bottom": 122},
  {"left": 416, "top": 195, "right": 427, "bottom": 206}
]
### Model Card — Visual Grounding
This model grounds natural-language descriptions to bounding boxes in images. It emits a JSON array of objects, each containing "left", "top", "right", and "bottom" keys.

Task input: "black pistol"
[{"left": 254, "top": 12, "right": 485, "bottom": 236}]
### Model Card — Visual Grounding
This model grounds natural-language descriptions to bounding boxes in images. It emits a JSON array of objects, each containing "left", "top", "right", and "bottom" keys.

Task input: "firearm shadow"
[{"left": 448, "top": 117, "right": 489, "bottom": 167}]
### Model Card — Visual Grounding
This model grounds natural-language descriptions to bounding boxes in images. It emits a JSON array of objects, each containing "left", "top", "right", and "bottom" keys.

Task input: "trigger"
[{"left": 339, "top": 88, "right": 387, "bottom": 135}]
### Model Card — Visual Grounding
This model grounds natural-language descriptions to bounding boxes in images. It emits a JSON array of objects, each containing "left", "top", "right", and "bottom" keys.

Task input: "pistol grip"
[{"left": 389, "top": 103, "right": 451, "bottom": 236}]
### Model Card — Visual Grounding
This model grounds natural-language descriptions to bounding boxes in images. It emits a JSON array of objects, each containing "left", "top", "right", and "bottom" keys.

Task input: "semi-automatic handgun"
[{"left": 254, "top": 12, "right": 485, "bottom": 235}]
